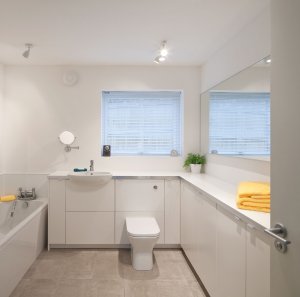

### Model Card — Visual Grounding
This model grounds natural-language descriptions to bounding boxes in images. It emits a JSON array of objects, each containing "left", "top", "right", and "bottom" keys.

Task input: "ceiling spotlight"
[
  {"left": 154, "top": 56, "right": 160, "bottom": 64},
  {"left": 264, "top": 56, "right": 271, "bottom": 64},
  {"left": 154, "top": 55, "right": 166, "bottom": 64},
  {"left": 154, "top": 40, "right": 168, "bottom": 64},
  {"left": 23, "top": 43, "right": 33, "bottom": 59},
  {"left": 160, "top": 40, "right": 168, "bottom": 57}
]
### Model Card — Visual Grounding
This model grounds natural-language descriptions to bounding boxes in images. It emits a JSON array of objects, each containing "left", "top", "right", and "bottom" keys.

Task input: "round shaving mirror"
[{"left": 59, "top": 131, "right": 75, "bottom": 145}]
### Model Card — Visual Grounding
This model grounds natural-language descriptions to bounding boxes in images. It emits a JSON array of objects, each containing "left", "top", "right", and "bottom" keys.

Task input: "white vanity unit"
[
  {"left": 48, "top": 171, "right": 271, "bottom": 297},
  {"left": 48, "top": 172, "right": 180, "bottom": 247}
]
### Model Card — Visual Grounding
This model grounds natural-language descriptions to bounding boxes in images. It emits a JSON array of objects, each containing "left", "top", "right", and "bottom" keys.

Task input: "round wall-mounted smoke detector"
[{"left": 62, "top": 71, "right": 79, "bottom": 86}]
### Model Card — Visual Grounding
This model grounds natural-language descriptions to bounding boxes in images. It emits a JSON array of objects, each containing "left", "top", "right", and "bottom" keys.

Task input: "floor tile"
[
  {"left": 10, "top": 249, "right": 205, "bottom": 297},
  {"left": 9, "top": 279, "right": 31, "bottom": 297},
  {"left": 124, "top": 280, "right": 157, "bottom": 297},
  {"left": 19, "top": 279, "right": 58, "bottom": 297},
  {"left": 26, "top": 258, "right": 65, "bottom": 280}
]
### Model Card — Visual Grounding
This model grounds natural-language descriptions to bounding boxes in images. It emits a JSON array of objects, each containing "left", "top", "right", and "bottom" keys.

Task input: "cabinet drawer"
[
  {"left": 116, "top": 179, "right": 164, "bottom": 211},
  {"left": 66, "top": 212, "right": 114, "bottom": 244},
  {"left": 66, "top": 180, "right": 114, "bottom": 211}
]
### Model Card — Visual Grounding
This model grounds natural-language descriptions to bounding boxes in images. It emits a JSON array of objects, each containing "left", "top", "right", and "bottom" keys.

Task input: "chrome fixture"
[
  {"left": 10, "top": 200, "right": 17, "bottom": 217},
  {"left": 90, "top": 160, "right": 94, "bottom": 172},
  {"left": 23, "top": 43, "right": 33, "bottom": 59},
  {"left": 264, "top": 223, "right": 291, "bottom": 253},
  {"left": 154, "top": 40, "right": 168, "bottom": 64},
  {"left": 64, "top": 144, "right": 79, "bottom": 152},
  {"left": 264, "top": 56, "right": 271, "bottom": 64},
  {"left": 58, "top": 131, "right": 79, "bottom": 152},
  {"left": 17, "top": 187, "right": 37, "bottom": 200}
]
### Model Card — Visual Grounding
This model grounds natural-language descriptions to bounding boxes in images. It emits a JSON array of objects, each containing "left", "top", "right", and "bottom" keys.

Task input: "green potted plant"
[{"left": 183, "top": 153, "right": 206, "bottom": 174}]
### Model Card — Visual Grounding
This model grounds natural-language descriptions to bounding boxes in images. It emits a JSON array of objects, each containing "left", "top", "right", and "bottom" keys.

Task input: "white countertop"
[{"left": 48, "top": 170, "right": 270, "bottom": 229}]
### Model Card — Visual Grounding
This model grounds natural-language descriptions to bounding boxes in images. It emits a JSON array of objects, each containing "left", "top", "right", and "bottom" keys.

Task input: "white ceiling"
[{"left": 0, "top": 0, "right": 269, "bottom": 66}]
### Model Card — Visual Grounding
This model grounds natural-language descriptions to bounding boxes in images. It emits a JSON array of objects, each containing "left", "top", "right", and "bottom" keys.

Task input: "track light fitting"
[
  {"left": 154, "top": 40, "right": 168, "bottom": 64},
  {"left": 23, "top": 43, "right": 33, "bottom": 59}
]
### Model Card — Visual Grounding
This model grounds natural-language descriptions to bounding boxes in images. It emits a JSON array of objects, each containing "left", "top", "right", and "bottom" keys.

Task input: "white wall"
[
  {"left": 201, "top": 6, "right": 271, "bottom": 93},
  {"left": 214, "top": 66, "right": 270, "bottom": 92},
  {"left": 3, "top": 66, "right": 201, "bottom": 173},
  {"left": 199, "top": 5, "right": 271, "bottom": 185}
]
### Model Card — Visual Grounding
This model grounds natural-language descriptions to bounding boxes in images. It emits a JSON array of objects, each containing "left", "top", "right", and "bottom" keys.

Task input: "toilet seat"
[{"left": 126, "top": 217, "right": 160, "bottom": 237}]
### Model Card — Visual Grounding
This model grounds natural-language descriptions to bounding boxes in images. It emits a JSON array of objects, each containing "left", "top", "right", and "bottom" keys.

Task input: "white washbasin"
[{"left": 68, "top": 171, "right": 112, "bottom": 184}]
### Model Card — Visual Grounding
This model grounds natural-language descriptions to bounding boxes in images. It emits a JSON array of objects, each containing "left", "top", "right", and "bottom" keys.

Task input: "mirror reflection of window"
[
  {"left": 209, "top": 91, "right": 270, "bottom": 155},
  {"left": 201, "top": 56, "right": 271, "bottom": 160}
]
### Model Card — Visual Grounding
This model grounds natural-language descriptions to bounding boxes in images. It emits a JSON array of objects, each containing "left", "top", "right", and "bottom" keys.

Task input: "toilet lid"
[{"left": 126, "top": 217, "right": 160, "bottom": 237}]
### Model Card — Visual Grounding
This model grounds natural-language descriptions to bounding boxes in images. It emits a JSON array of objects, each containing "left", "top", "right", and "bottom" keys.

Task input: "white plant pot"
[{"left": 190, "top": 164, "right": 202, "bottom": 174}]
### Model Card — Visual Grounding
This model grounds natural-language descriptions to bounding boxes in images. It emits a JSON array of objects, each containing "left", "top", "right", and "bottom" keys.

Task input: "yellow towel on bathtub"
[
  {"left": 236, "top": 182, "right": 270, "bottom": 213},
  {"left": 0, "top": 195, "right": 16, "bottom": 202}
]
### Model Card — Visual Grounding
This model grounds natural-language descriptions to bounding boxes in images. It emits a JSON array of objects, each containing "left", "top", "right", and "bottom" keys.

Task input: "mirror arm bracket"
[{"left": 64, "top": 145, "right": 79, "bottom": 152}]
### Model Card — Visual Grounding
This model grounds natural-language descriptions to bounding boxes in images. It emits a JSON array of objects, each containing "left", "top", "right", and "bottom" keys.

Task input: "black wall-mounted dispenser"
[{"left": 102, "top": 145, "right": 111, "bottom": 157}]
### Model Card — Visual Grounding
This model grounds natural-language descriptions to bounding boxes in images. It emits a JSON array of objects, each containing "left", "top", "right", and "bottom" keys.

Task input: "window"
[
  {"left": 102, "top": 91, "right": 182, "bottom": 156},
  {"left": 209, "top": 91, "right": 270, "bottom": 155}
]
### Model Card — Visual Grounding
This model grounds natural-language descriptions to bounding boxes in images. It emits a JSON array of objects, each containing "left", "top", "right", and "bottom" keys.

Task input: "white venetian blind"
[
  {"left": 209, "top": 91, "right": 270, "bottom": 155},
  {"left": 102, "top": 91, "right": 182, "bottom": 155}
]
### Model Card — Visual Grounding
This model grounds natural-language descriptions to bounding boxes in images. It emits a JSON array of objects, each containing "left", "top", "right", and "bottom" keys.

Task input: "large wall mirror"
[{"left": 201, "top": 57, "right": 271, "bottom": 161}]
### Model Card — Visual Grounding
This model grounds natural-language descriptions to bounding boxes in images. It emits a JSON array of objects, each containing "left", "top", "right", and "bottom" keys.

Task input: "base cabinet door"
[
  {"left": 66, "top": 212, "right": 114, "bottom": 244},
  {"left": 196, "top": 193, "right": 217, "bottom": 297},
  {"left": 246, "top": 225, "right": 271, "bottom": 297},
  {"left": 116, "top": 179, "right": 164, "bottom": 211},
  {"left": 49, "top": 180, "right": 66, "bottom": 244},
  {"left": 181, "top": 181, "right": 198, "bottom": 264},
  {"left": 165, "top": 179, "right": 180, "bottom": 244},
  {"left": 216, "top": 206, "right": 246, "bottom": 297},
  {"left": 181, "top": 181, "right": 217, "bottom": 297}
]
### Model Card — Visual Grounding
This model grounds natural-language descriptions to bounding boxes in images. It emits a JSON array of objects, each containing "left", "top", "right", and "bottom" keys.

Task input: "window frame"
[{"left": 101, "top": 90, "right": 184, "bottom": 157}]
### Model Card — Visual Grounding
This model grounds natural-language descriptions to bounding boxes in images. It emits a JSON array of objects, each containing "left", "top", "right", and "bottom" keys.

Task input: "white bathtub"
[{"left": 0, "top": 199, "right": 48, "bottom": 297}]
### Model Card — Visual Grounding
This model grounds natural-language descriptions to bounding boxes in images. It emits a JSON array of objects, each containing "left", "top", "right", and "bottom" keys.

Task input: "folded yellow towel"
[
  {"left": 237, "top": 181, "right": 270, "bottom": 198},
  {"left": 0, "top": 195, "right": 16, "bottom": 202},
  {"left": 236, "top": 182, "right": 270, "bottom": 213}
]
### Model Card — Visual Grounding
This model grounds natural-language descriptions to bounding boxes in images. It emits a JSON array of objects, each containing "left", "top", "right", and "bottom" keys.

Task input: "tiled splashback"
[{"left": 2, "top": 174, "right": 49, "bottom": 199}]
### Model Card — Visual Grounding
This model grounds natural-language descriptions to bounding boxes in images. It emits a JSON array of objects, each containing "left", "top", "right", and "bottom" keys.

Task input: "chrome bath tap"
[{"left": 17, "top": 187, "right": 37, "bottom": 200}]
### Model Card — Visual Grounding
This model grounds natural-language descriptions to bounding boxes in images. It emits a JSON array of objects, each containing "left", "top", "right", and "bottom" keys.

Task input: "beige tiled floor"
[{"left": 10, "top": 249, "right": 206, "bottom": 297}]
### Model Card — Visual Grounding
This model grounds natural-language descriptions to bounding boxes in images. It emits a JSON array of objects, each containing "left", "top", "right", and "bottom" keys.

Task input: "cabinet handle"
[
  {"left": 153, "top": 185, "right": 158, "bottom": 189},
  {"left": 233, "top": 215, "right": 241, "bottom": 222},
  {"left": 247, "top": 223, "right": 256, "bottom": 230}
]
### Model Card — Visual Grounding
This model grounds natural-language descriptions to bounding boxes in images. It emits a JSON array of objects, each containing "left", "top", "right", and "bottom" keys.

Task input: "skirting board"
[{"left": 48, "top": 244, "right": 181, "bottom": 250}]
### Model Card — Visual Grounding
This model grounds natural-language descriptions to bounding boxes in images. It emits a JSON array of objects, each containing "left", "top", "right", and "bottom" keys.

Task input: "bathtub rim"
[{"left": 0, "top": 198, "right": 48, "bottom": 249}]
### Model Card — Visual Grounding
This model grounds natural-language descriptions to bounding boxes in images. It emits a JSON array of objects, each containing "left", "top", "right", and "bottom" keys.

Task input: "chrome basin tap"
[{"left": 90, "top": 160, "right": 94, "bottom": 172}]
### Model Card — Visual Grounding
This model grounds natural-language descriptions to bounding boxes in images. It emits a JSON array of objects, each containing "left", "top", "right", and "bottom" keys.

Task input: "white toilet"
[{"left": 126, "top": 217, "right": 160, "bottom": 271}]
